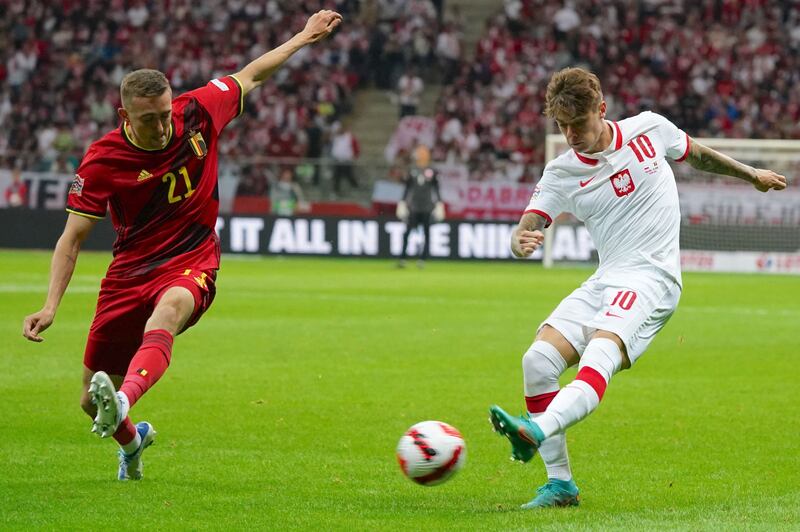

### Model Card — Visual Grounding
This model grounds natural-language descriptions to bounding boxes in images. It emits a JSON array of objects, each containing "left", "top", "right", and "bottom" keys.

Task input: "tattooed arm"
[
  {"left": 511, "top": 212, "right": 548, "bottom": 258},
  {"left": 684, "top": 139, "right": 787, "bottom": 192}
]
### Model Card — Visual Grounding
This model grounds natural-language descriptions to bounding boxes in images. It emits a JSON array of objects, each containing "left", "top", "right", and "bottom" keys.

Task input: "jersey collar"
[
  {"left": 122, "top": 121, "right": 175, "bottom": 152},
  {"left": 573, "top": 120, "right": 623, "bottom": 166}
]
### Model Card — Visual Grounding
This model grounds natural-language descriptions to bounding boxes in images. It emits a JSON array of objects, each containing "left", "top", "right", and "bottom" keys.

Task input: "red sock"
[
  {"left": 113, "top": 417, "right": 137, "bottom": 446},
  {"left": 120, "top": 329, "right": 173, "bottom": 408},
  {"left": 525, "top": 391, "right": 559, "bottom": 414}
]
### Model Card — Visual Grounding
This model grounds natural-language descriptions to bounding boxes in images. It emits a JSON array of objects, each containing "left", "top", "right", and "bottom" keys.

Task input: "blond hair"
[
  {"left": 120, "top": 69, "right": 170, "bottom": 107},
  {"left": 544, "top": 67, "right": 603, "bottom": 120}
]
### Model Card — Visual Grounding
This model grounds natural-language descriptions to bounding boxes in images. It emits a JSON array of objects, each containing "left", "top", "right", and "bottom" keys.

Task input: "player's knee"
[
  {"left": 149, "top": 294, "right": 193, "bottom": 333},
  {"left": 578, "top": 338, "right": 623, "bottom": 383},
  {"left": 522, "top": 340, "right": 567, "bottom": 386}
]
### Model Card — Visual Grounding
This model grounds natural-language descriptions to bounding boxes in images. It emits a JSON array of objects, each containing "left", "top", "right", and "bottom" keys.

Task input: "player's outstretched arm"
[
  {"left": 685, "top": 139, "right": 787, "bottom": 192},
  {"left": 23, "top": 213, "right": 96, "bottom": 342},
  {"left": 233, "top": 10, "right": 343, "bottom": 97},
  {"left": 511, "top": 212, "right": 547, "bottom": 258}
]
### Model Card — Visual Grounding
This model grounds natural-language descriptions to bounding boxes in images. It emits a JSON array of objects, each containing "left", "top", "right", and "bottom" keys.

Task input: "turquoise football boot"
[
  {"left": 521, "top": 478, "right": 580, "bottom": 509},
  {"left": 488, "top": 405, "right": 544, "bottom": 463}
]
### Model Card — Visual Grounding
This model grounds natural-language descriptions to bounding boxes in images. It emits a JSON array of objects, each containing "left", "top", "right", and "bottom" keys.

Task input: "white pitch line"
[{"left": 0, "top": 285, "right": 99, "bottom": 294}]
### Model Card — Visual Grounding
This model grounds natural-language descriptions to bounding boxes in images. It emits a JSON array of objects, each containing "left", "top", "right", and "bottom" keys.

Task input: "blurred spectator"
[
  {"left": 4, "top": 164, "right": 28, "bottom": 209},
  {"left": 387, "top": 148, "right": 412, "bottom": 183},
  {"left": 0, "top": 0, "right": 454, "bottom": 202},
  {"left": 0, "top": 1, "right": 377, "bottom": 174},
  {"left": 305, "top": 113, "right": 326, "bottom": 186},
  {"left": 435, "top": 23, "right": 462, "bottom": 84},
  {"left": 330, "top": 122, "right": 360, "bottom": 195},
  {"left": 270, "top": 167, "right": 308, "bottom": 216},
  {"left": 397, "top": 68, "right": 424, "bottom": 118},
  {"left": 425, "top": 0, "right": 800, "bottom": 182}
]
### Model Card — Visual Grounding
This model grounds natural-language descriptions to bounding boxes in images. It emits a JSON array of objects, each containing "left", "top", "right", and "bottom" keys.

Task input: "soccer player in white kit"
[{"left": 488, "top": 67, "right": 787, "bottom": 509}]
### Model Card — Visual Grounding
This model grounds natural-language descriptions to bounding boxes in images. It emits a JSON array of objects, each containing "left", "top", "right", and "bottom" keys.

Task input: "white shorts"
[{"left": 540, "top": 268, "right": 681, "bottom": 364}]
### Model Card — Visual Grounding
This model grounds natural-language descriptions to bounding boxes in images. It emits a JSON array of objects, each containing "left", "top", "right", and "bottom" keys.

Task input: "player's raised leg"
[
  {"left": 532, "top": 332, "right": 625, "bottom": 440},
  {"left": 117, "top": 286, "right": 195, "bottom": 412},
  {"left": 86, "top": 285, "right": 194, "bottom": 479}
]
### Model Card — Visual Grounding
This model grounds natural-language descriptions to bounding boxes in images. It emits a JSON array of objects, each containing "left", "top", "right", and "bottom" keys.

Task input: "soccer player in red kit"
[{"left": 22, "top": 10, "right": 342, "bottom": 480}]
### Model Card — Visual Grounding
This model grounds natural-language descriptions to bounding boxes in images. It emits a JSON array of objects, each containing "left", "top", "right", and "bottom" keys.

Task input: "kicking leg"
[
  {"left": 114, "top": 286, "right": 193, "bottom": 480},
  {"left": 118, "top": 286, "right": 193, "bottom": 410},
  {"left": 534, "top": 331, "right": 627, "bottom": 438},
  {"left": 87, "top": 286, "right": 193, "bottom": 479}
]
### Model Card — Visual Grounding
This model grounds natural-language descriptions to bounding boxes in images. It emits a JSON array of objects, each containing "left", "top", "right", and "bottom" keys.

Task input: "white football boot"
[{"left": 88, "top": 371, "right": 123, "bottom": 438}]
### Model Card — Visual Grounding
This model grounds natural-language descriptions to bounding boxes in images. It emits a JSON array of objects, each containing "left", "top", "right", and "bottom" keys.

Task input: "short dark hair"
[
  {"left": 120, "top": 69, "right": 170, "bottom": 107},
  {"left": 544, "top": 67, "right": 603, "bottom": 120}
]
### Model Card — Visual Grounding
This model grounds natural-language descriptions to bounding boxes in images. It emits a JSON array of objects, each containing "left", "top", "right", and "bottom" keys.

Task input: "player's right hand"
[
  {"left": 752, "top": 169, "right": 787, "bottom": 192},
  {"left": 23, "top": 309, "right": 55, "bottom": 342},
  {"left": 511, "top": 229, "right": 544, "bottom": 258},
  {"left": 301, "top": 10, "right": 343, "bottom": 43}
]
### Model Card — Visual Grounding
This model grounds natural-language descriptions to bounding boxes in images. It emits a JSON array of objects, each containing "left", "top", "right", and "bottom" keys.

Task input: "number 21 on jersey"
[{"left": 163, "top": 165, "right": 194, "bottom": 204}]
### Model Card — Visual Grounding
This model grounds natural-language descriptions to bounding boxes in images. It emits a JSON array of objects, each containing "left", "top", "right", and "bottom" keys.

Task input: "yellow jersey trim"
[
  {"left": 123, "top": 121, "right": 174, "bottom": 151},
  {"left": 66, "top": 208, "right": 105, "bottom": 220},
  {"left": 229, "top": 74, "right": 245, "bottom": 117}
]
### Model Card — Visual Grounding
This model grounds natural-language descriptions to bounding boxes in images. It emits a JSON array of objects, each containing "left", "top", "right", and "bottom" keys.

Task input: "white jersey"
[{"left": 526, "top": 112, "right": 690, "bottom": 285}]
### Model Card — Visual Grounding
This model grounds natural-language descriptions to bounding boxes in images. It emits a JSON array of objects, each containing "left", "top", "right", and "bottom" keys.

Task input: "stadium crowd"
[
  {"left": 3, "top": 0, "right": 799, "bottom": 191},
  {"left": 0, "top": 0, "right": 449, "bottom": 195},
  {"left": 431, "top": 0, "right": 800, "bottom": 181}
]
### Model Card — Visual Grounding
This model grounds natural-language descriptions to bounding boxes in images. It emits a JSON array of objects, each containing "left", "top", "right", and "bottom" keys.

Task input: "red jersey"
[{"left": 67, "top": 76, "right": 244, "bottom": 278}]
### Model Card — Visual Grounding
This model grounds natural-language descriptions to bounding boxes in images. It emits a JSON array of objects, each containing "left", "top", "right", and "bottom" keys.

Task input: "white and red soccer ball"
[{"left": 396, "top": 421, "right": 466, "bottom": 486}]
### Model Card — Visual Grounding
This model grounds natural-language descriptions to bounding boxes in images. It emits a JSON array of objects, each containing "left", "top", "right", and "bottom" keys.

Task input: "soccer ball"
[{"left": 396, "top": 421, "right": 466, "bottom": 486}]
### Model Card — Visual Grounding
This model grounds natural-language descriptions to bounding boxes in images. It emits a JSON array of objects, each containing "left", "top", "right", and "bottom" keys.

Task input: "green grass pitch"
[{"left": 1, "top": 250, "right": 798, "bottom": 530}]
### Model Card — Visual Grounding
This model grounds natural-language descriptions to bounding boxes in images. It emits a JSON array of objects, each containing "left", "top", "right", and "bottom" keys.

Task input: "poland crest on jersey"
[{"left": 610, "top": 169, "right": 635, "bottom": 197}]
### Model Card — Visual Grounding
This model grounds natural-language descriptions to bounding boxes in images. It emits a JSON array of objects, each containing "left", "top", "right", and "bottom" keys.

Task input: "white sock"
[
  {"left": 522, "top": 340, "right": 572, "bottom": 480},
  {"left": 116, "top": 391, "right": 139, "bottom": 454},
  {"left": 535, "top": 338, "right": 623, "bottom": 440},
  {"left": 532, "top": 418, "right": 572, "bottom": 481},
  {"left": 117, "top": 391, "right": 130, "bottom": 421},
  {"left": 121, "top": 432, "right": 141, "bottom": 455}
]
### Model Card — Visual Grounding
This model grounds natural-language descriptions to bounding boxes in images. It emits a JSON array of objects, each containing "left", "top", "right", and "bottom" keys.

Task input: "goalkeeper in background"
[{"left": 396, "top": 145, "right": 445, "bottom": 268}]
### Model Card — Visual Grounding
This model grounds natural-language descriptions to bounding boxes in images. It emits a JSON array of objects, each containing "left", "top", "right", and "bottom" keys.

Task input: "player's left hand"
[
  {"left": 301, "top": 10, "right": 343, "bottom": 43},
  {"left": 752, "top": 169, "right": 787, "bottom": 192}
]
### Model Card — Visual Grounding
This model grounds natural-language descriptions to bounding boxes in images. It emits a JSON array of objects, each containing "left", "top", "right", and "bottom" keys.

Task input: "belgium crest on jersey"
[{"left": 188, "top": 130, "right": 207, "bottom": 159}]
